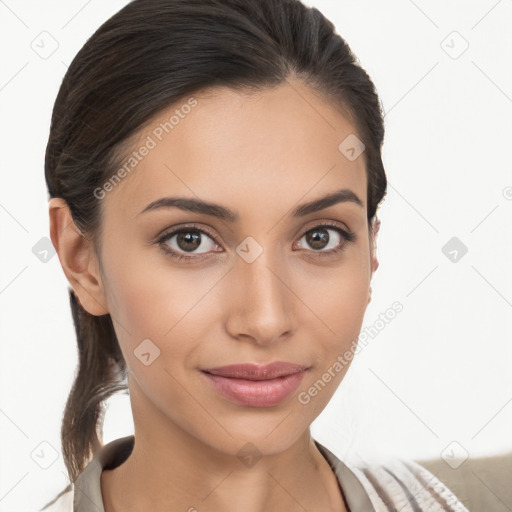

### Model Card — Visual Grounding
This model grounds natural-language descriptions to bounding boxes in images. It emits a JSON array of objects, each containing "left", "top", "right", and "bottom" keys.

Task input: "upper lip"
[{"left": 202, "top": 362, "right": 309, "bottom": 380}]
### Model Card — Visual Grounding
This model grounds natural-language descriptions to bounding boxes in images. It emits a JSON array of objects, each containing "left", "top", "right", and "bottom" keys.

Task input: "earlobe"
[
  {"left": 49, "top": 198, "right": 109, "bottom": 316},
  {"left": 368, "top": 217, "right": 380, "bottom": 305},
  {"left": 371, "top": 251, "right": 379, "bottom": 274},
  {"left": 370, "top": 217, "right": 380, "bottom": 275}
]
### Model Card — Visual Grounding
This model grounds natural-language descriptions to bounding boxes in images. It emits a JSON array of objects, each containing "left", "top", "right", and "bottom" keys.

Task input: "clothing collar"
[{"left": 73, "top": 435, "right": 375, "bottom": 512}]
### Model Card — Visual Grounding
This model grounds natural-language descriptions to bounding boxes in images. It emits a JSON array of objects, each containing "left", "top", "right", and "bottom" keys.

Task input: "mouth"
[
  {"left": 201, "top": 362, "right": 309, "bottom": 407},
  {"left": 202, "top": 362, "right": 309, "bottom": 380}
]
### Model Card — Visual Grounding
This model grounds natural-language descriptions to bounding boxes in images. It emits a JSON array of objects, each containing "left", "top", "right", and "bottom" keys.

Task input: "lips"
[
  {"left": 201, "top": 362, "right": 309, "bottom": 407},
  {"left": 202, "top": 362, "right": 308, "bottom": 380}
]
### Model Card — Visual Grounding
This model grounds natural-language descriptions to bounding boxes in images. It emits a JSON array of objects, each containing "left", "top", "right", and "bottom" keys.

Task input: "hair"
[{"left": 42, "top": 0, "right": 387, "bottom": 507}]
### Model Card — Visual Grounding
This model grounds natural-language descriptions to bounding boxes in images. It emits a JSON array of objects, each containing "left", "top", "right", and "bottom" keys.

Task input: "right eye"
[{"left": 156, "top": 224, "right": 222, "bottom": 262}]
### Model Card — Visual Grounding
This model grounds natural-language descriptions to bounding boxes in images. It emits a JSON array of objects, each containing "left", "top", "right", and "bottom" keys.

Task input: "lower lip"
[{"left": 202, "top": 370, "right": 307, "bottom": 407}]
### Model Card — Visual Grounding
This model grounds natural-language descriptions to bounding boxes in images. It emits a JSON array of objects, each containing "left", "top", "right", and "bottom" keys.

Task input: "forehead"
[{"left": 102, "top": 80, "right": 367, "bottom": 224}]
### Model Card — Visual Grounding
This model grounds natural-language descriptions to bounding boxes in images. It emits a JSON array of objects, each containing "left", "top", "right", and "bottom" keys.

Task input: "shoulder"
[
  {"left": 39, "top": 486, "right": 74, "bottom": 512},
  {"left": 346, "top": 456, "right": 470, "bottom": 512},
  {"left": 38, "top": 435, "right": 134, "bottom": 512}
]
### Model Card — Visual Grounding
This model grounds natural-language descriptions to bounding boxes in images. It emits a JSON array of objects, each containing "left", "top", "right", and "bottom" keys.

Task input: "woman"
[{"left": 41, "top": 0, "right": 469, "bottom": 510}]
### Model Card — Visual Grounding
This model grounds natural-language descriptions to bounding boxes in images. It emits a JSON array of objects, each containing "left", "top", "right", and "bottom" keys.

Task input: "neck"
[{"left": 101, "top": 381, "right": 347, "bottom": 512}]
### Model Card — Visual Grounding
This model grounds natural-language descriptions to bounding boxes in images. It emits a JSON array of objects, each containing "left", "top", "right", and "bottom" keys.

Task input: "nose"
[{"left": 224, "top": 251, "right": 294, "bottom": 347}]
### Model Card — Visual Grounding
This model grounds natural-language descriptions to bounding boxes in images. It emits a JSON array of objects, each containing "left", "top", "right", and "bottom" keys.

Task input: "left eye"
[{"left": 295, "top": 225, "right": 352, "bottom": 253}]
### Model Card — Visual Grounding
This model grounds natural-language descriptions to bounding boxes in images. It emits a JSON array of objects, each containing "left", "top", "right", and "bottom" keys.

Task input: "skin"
[{"left": 49, "top": 78, "right": 380, "bottom": 512}]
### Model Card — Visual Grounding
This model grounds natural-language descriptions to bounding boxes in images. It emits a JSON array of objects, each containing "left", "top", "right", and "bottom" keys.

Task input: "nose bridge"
[{"left": 226, "top": 241, "right": 293, "bottom": 344}]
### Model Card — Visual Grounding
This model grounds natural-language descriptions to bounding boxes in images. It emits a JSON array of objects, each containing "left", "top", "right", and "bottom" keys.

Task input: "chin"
[{"left": 193, "top": 409, "right": 312, "bottom": 457}]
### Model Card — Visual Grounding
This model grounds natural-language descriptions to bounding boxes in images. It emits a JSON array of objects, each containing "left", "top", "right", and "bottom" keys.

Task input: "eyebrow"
[{"left": 138, "top": 188, "right": 363, "bottom": 222}]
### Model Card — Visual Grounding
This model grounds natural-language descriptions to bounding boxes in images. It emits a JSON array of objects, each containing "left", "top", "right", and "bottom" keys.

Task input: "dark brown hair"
[{"left": 42, "top": 0, "right": 387, "bottom": 507}]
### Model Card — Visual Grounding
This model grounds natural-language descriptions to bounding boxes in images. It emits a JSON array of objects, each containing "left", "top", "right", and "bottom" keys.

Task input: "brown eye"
[
  {"left": 295, "top": 223, "right": 356, "bottom": 256},
  {"left": 157, "top": 224, "right": 221, "bottom": 262},
  {"left": 174, "top": 230, "right": 203, "bottom": 252},
  {"left": 304, "top": 227, "right": 331, "bottom": 250},
  {"left": 163, "top": 228, "right": 217, "bottom": 253}
]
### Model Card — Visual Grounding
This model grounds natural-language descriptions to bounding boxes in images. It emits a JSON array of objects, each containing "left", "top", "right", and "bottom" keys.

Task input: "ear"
[
  {"left": 49, "top": 198, "right": 109, "bottom": 316},
  {"left": 368, "top": 217, "right": 381, "bottom": 304},
  {"left": 370, "top": 216, "right": 380, "bottom": 275}
]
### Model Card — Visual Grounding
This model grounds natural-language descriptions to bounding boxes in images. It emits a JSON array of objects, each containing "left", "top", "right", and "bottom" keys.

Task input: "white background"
[{"left": 1, "top": 0, "right": 511, "bottom": 510}]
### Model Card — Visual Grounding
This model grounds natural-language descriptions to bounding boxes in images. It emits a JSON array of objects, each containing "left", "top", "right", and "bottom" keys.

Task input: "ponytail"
[
  {"left": 62, "top": 288, "right": 128, "bottom": 483},
  {"left": 41, "top": 290, "right": 127, "bottom": 509}
]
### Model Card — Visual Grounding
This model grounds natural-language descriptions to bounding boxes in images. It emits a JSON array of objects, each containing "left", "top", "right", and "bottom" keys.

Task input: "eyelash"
[{"left": 155, "top": 222, "right": 356, "bottom": 263}]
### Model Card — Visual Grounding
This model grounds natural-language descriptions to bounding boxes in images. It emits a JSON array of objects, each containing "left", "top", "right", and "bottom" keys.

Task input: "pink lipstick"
[{"left": 201, "top": 362, "right": 308, "bottom": 407}]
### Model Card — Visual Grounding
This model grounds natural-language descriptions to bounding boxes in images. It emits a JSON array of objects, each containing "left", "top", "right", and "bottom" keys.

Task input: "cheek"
[
  {"left": 294, "top": 260, "right": 370, "bottom": 412},
  {"left": 304, "top": 250, "right": 370, "bottom": 319},
  {"left": 102, "top": 261, "right": 202, "bottom": 412},
  {"left": 101, "top": 250, "right": 220, "bottom": 366},
  {"left": 298, "top": 254, "right": 370, "bottom": 361},
  {"left": 329, "top": 273, "right": 369, "bottom": 334}
]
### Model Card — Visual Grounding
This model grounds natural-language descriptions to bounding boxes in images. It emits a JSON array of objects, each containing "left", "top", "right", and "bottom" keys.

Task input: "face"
[{"left": 74, "top": 80, "right": 378, "bottom": 457}]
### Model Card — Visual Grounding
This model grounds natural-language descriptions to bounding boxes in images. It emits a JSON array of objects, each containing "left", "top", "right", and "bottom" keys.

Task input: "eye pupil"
[
  {"left": 306, "top": 228, "right": 329, "bottom": 249},
  {"left": 177, "top": 231, "right": 201, "bottom": 252}
]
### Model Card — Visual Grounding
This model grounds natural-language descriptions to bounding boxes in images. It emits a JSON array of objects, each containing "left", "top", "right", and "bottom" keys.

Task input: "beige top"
[{"left": 41, "top": 435, "right": 469, "bottom": 512}]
